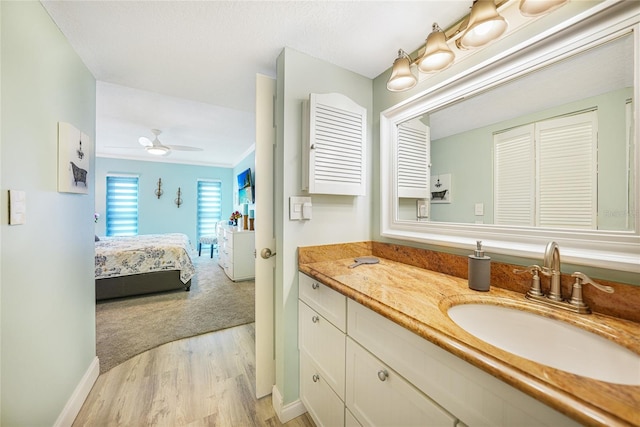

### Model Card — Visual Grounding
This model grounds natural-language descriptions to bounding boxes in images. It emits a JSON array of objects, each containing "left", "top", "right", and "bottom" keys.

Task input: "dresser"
[{"left": 217, "top": 225, "right": 255, "bottom": 281}]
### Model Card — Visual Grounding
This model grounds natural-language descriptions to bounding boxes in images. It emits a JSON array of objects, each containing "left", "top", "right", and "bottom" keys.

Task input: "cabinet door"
[
  {"left": 300, "top": 353, "right": 345, "bottom": 427},
  {"left": 346, "top": 338, "right": 457, "bottom": 427},
  {"left": 299, "top": 301, "right": 346, "bottom": 399}
]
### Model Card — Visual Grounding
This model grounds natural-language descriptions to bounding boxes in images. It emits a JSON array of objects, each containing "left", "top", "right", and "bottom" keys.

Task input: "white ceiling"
[{"left": 42, "top": 0, "right": 473, "bottom": 167}]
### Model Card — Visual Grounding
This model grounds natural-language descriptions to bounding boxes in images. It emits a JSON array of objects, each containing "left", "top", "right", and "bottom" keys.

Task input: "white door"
[{"left": 255, "top": 73, "right": 276, "bottom": 398}]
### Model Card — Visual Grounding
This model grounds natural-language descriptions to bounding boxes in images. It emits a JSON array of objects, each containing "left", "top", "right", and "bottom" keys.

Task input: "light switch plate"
[
  {"left": 9, "top": 190, "right": 26, "bottom": 225},
  {"left": 289, "top": 196, "right": 312, "bottom": 220},
  {"left": 474, "top": 203, "right": 484, "bottom": 216}
]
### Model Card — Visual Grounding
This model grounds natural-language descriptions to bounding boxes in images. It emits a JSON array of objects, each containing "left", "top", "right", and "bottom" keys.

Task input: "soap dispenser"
[{"left": 468, "top": 240, "right": 491, "bottom": 291}]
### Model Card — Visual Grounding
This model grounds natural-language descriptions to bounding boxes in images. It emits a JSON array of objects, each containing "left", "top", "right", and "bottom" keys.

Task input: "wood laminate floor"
[{"left": 73, "top": 323, "right": 315, "bottom": 427}]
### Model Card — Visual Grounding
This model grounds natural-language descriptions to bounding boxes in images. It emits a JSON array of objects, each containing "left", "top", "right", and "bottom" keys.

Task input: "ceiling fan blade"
[
  {"left": 166, "top": 145, "right": 203, "bottom": 152},
  {"left": 138, "top": 136, "right": 153, "bottom": 147}
]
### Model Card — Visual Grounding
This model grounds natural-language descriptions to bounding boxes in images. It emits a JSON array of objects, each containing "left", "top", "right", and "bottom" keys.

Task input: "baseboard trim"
[
  {"left": 271, "top": 385, "right": 307, "bottom": 424},
  {"left": 53, "top": 356, "right": 100, "bottom": 427}
]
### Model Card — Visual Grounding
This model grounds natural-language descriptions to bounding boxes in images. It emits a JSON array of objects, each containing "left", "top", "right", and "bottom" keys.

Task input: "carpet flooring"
[{"left": 96, "top": 254, "right": 255, "bottom": 373}]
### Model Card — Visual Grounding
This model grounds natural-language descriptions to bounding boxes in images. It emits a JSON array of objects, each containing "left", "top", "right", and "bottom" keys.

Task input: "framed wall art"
[
  {"left": 430, "top": 173, "right": 452, "bottom": 204},
  {"left": 58, "top": 122, "right": 91, "bottom": 194}
]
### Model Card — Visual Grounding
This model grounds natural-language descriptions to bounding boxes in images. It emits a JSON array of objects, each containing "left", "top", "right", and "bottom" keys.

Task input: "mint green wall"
[
  {"left": 276, "top": 47, "right": 373, "bottom": 405},
  {"left": 430, "top": 88, "right": 632, "bottom": 228},
  {"left": 372, "top": 1, "right": 639, "bottom": 285},
  {"left": 1, "top": 2, "right": 96, "bottom": 424},
  {"left": 95, "top": 157, "right": 234, "bottom": 245}
]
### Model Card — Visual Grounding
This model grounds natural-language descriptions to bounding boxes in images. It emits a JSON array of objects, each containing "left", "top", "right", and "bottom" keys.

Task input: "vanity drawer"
[
  {"left": 345, "top": 337, "right": 457, "bottom": 427},
  {"left": 299, "top": 273, "right": 346, "bottom": 331},
  {"left": 299, "top": 300, "right": 346, "bottom": 399},
  {"left": 300, "top": 353, "right": 345, "bottom": 427}
]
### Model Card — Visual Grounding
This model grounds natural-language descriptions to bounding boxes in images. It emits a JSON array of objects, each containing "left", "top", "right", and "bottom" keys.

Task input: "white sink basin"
[{"left": 447, "top": 304, "right": 640, "bottom": 385}]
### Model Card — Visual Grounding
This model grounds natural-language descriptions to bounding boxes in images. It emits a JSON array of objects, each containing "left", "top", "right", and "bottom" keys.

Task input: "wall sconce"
[
  {"left": 386, "top": 0, "right": 567, "bottom": 92},
  {"left": 155, "top": 178, "right": 163, "bottom": 199},
  {"left": 175, "top": 187, "right": 182, "bottom": 208}
]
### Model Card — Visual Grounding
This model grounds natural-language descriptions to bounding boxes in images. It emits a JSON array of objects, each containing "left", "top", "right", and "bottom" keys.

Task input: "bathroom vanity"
[{"left": 298, "top": 242, "right": 640, "bottom": 427}]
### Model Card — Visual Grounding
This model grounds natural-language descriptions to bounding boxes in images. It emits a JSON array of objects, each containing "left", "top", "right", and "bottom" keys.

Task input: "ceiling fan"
[{"left": 138, "top": 129, "right": 203, "bottom": 156}]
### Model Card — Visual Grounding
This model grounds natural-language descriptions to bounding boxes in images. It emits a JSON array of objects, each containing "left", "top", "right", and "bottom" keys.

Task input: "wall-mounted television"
[{"left": 237, "top": 168, "right": 254, "bottom": 204}]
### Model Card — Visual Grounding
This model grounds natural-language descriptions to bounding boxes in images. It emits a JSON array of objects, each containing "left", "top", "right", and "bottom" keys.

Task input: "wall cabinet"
[
  {"left": 217, "top": 226, "right": 255, "bottom": 281},
  {"left": 298, "top": 272, "right": 580, "bottom": 427}
]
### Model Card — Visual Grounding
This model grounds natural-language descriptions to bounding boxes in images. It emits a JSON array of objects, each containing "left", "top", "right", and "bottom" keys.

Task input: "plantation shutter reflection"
[
  {"left": 494, "top": 125, "right": 535, "bottom": 226},
  {"left": 197, "top": 180, "right": 222, "bottom": 239},
  {"left": 494, "top": 110, "right": 597, "bottom": 229},
  {"left": 537, "top": 111, "right": 597, "bottom": 229},
  {"left": 106, "top": 176, "right": 139, "bottom": 236},
  {"left": 397, "top": 120, "right": 430, "bottom": 199}
]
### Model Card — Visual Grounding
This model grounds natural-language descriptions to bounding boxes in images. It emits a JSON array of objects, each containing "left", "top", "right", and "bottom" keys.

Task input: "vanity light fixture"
[
  {"left": 518, "top": 0, "right": 567, "bottom": 17},
  {"left": 417, "top": 23, "right": 455, "bottom": 73},
  {"left": 386, "top": 0, "right": 568, "bottom": 92},
  {"left": 386, "top": 49, "right": 417, "bottom": 92},
  {"left": 458, "top": 0, "right": 508, "bottom": 49}
]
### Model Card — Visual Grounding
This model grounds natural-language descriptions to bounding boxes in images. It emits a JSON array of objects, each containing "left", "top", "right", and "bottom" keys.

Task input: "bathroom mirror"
[{"left": 380, "top": 3, "right": 640, "bottom": 273}]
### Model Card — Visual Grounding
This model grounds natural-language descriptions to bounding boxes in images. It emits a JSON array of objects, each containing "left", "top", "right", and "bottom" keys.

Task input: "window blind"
[
  {"left": 197, "top": 180, "right": 222, "bottom": 239},
  {"left": 106, "top": 176, "right": 139, "bottom": 236}
]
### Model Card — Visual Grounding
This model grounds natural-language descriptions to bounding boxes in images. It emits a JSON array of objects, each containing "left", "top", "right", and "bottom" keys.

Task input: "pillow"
[{"left": 95, "top": 235, "right": 100, "bottom": 242}]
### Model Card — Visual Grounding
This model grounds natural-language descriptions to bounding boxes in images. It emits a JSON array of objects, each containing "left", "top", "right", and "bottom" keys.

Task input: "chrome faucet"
[
  {"left": 542, "top": 241, "right": 562, "bottom": 301},
  {"left": 514, "top": 241, "right": 614, "bottom": 314}
]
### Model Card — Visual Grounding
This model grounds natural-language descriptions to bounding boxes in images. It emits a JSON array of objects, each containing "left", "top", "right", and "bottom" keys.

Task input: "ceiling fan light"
[
  {"left": 387, "top": 50, "right": 417, "bottom": 92},
  {"left": 518, "top": 0, "right": 567, "bottom": 17},
  {"left": 418, "top": 23, "right": 455, "bottom": 73},
  {"left": 146, "top": 145, "right": 170, "bottom": 156},
  {"left": 459, "top": 0, "right": 508, "bottom": 49}
]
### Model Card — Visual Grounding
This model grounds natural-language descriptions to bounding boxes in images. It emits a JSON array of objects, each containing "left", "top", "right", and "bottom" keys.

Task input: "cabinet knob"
[
  {"left": 312, "top": 374, "right": 320, "bottom": 383},
  {"left": 377, "top": 369, "right": 389, "bottom": 381},
  {"left": 311, "top": 282, "right": 320, "bottom": 290},
  {"left": 311, "top": 315, "right": 319, "bottom": 323}
]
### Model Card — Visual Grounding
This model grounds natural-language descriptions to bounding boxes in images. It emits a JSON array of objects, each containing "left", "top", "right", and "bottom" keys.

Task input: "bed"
[{"left": 94, "top": 233, "right": 196, "bottom": 301}]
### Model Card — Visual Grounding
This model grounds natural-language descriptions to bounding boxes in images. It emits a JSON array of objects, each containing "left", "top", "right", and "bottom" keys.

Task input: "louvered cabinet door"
[
  {"left": 303, "top": 93, "right": 367, "bottom": 196},
  {"left": 397, "top": 119, "right": 430, "bottom": 199}
]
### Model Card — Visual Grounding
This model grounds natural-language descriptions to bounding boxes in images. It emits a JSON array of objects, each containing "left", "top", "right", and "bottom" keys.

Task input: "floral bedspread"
[{"left": 95, "top": 233, "right": 196, "bottom": 283}]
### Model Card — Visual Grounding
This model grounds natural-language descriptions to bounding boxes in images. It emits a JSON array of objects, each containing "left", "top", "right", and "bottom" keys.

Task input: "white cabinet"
[
  {"left": 302, "top": 93, "right": 367, "bottom": 196},
  {"left": 346, "top": 338, "right": 457, "bottom": 427},
  {"left": 298, "top": 273, "right": 347, "bottom": 427},
  {"left": 218, "top": 226, "right": 254, "bottom": 281},
  {"left": 298, "top": 271, "right": 581, "bottom": 427},
  {"left": 346, "top": 299, "right": 580, "bottom": 427}
]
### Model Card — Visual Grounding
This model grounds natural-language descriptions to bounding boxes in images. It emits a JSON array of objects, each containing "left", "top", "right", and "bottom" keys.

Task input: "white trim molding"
[
  {"left": 271, "top": 384, "right": 307, "bottom": 424},
  {"left": 53, "top": 357, "right": 99, "bottom": 427}
]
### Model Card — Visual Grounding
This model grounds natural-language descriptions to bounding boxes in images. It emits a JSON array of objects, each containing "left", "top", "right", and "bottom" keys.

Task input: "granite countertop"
[{"left": 299, "top": 256, "right": 640, "bottom": 427}]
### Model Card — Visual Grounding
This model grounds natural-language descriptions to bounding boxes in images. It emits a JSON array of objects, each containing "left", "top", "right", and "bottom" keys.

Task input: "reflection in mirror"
[{"left": 396, "top": 32, "right": 635, "bottom": 232}]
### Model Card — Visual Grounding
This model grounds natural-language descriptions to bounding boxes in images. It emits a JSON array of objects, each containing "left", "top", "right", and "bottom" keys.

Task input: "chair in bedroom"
[{"left": 198, "top": 235, "right": 217, "bottom": 258}]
